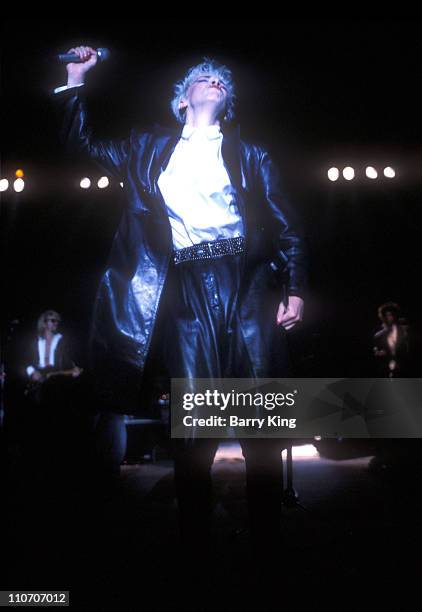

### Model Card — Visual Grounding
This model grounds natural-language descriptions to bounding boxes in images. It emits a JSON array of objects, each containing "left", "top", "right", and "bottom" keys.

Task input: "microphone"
[{"left": 57, "top": 48, "right": 110, "bottom": 63}]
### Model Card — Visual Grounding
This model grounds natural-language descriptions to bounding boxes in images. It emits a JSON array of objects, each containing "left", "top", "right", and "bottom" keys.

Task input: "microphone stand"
[
  {"left": 270, "top": 252, "right": 310, "bottom": 512},
  {"left": 0, "top": 319, "right": 20, "bottom": 430},
  {"left": 282, "top": 443, "right": 309, "bottom": 512}
]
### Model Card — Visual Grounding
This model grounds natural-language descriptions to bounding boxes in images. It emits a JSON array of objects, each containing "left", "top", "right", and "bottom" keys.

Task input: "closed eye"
[{"left": 193, "top": 77, "right": 227, "bottom": 90}]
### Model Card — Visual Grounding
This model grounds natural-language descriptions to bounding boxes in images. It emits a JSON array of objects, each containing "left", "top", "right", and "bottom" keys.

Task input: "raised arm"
[{"left": 54, "top": 45, "right": 130, "bottom": 178}]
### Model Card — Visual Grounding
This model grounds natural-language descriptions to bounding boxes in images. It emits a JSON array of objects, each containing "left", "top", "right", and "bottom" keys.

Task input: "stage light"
[
  {"left": 13, "top": 178, "right": 25, "bottom": 192},
  {"left": 342, "top": 166, "right": 355, "bottom": 181},
  {"left": 0, "top": 179, "right": 9, "bottom": 192},
  {"left": 15, "top": 169, "right": 24, "bottom": 178},
  {"left": 365, "top": 166, "right": 378, "bottom": 179},
  {"left": 282, "top": 444, "right": 319, "bottom": 460},
  {"left": 119, "top": 182, "right": 124, "bottom": 188},
  {"left": 97, "top": 176, "right": 109, "bottom": 189},
  {"left": 214, "top": 442, "right": 319, "bottom": 462},
  {"left": 383, "top": 166, "right": 396, "bottom": 178},
  {"left": 327, "top": 167, "right": 339, "bottom": 182},
  {"left": 80, "top": 178, "right": 91, "bottom": 189}
]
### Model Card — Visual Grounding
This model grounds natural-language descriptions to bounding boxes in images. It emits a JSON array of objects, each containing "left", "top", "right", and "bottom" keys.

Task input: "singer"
[{"left": 53, "top": 47, "right": 308, "bottom": 567}]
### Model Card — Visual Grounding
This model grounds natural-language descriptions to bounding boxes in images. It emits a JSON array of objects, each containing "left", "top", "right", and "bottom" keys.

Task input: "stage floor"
[{"left": 5, "top": 441, "right": 422, "bottom": 610}]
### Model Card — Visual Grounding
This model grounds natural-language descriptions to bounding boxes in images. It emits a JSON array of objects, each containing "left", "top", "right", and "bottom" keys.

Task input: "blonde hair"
[
  {"left": 37, "top": 310, "right": 61, "bottom": 337},
  {"left": 171, "top": 57, "right": 236, "bottom": 124}
]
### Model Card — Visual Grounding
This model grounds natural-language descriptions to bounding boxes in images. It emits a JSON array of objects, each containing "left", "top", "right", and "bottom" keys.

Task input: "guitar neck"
[{"left": 45, "top": 368, "right": 80, "bottom": 380}]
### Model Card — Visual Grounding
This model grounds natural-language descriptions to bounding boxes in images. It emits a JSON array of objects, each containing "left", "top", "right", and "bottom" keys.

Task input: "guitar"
[{"left": 24, "top": 365, "right": 83, "bottom": 398}]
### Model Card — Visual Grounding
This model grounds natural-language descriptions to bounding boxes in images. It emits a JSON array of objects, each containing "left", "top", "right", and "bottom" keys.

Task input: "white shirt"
[
  {"left": 158, "top": 125, "right": 244, "bottom": 250},
  {"left": 53, "top": 83, "right": 84, "bottom": 94},
  {"left": 26, "top": 334, "right": 63, "bottom": 377},
  {"left": 387, "top": 325, "right": 398, "bottom": 355}
]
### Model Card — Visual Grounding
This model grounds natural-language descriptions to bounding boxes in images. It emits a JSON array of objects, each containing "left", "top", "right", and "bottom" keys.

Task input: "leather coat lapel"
[
  {"left": 221, "top": 124, "right": 246, "bottom": 219},
  {"left": 149, "top": 124, "right": 182, "bottom": 198}
]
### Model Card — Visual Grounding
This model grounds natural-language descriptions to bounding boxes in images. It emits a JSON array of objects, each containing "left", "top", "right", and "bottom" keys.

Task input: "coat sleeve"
[
  {"left": 24, "top": 339, "right": 39, "bottom": 378},
  {"left": 53, "top": 86, "right": 131, "bottom": 179},
  {"left": 257, "top": 147, "right": 308, "bottom": 299}
]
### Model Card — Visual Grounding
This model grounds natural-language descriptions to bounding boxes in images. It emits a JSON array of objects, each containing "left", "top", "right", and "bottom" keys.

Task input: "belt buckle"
[
  {"left": 195, "top": 243, "right": 211, "bottom": 259},
  {"left": 209, "top": 241, "right": 221, "bottom": 257}
]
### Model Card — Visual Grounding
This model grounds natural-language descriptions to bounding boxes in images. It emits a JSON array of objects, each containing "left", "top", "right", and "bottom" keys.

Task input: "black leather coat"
[{"left": 55, "top": 87, "right": 307, "bottom": 408}]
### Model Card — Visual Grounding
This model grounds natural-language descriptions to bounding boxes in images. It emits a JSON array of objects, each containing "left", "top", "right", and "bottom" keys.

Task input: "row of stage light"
[
  {"left": 78, "top": 177, "right": 121, "bottom": 189},
  {"left": 328, "top": 166, "right": 396, "bottom": 181},
  {"left": 1, "top": 169, "right": 26, "bottom": 192},
  {"left": 0, "top": 175, "right": 117, "bottom": 192},
  {"left": 1, "top": 167, "right": 398, "bottom": 192}
]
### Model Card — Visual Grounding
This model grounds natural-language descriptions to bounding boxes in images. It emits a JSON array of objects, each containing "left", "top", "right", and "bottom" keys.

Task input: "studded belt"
[{"left": 174, "top": 236, "right": 245, "bottom": 264}]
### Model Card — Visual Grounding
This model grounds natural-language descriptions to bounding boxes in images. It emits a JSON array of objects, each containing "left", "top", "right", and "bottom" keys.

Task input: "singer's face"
[
  {"left": 181, "top": 73, "right": 227, "bottom": 116},
  {"left": 384, "top": 312, "right": 396, "bottom": 326},
  {"left": 45, "top": 316, "right": 60, "bottom": 333}
]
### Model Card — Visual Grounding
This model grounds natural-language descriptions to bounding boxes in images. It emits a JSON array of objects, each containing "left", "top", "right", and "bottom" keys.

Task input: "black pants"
[{"left": 151, "top": 255, "right": 287, "bottom": 554}]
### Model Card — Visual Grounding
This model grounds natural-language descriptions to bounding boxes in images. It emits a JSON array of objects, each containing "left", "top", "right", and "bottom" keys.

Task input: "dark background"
[{"left": 2, "top": 18, "right": 422, "bottom": 376}]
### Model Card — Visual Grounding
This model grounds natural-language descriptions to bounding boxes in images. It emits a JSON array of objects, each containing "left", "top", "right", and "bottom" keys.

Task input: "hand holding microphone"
[{"left": 64, "top": 46, "right": 108, "bottom": 86}]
